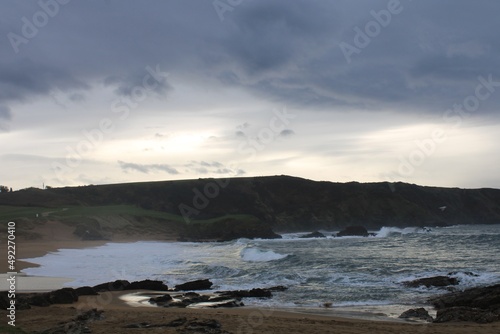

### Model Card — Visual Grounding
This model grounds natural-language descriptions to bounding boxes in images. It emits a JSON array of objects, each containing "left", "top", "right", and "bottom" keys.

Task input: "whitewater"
[{"left": 23, "top": 224, "right": 500, "bottom": 316}]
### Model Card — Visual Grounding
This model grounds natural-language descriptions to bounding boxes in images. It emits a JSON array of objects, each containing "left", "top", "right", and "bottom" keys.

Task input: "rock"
[
  {"left": 23, "top": 293, "right": 51, "bottom": 307},
  {"left": 219, "top": 288, "right": 272, "bottom": 298},
  {"left": 48, "top": 288, "right": 79, "bottom": 304},
  {"left": 149, "top": 294, "right": 173, "bottom": 305},
  {"left": 403, "top": 276, "right": 459, "bottom": 288},
  {"left": 268, "top": 285, "right": 288, "bottom": 292},
  {"left": 336, "top": 226, "right": 371, "bottom": 237},
  {"left": 93, "top": 279, "right": 130, "bottom": 292},
  {"left": 300, "top": 231, "right": 326, "bottom": 238},
  {"left": 398, "top": 308, "right": 433, "bottom": 322},
  {"left": 175, "top": 279, "right": 213, "bottom": 291},
  {"left": 0, "top": 291, "right": 10, "bottom": 309},
  {"left": 434, "top": 307, "right": 500, "bottom": 323},
  {"left": 75, "top": 286, "right": 98, "bottom": 296},
  {"left": 429, "top": 283, "right": 500, "bottom": 310},
  {"left": 126, "top": 279, "right": 169, "bottom": 291}
]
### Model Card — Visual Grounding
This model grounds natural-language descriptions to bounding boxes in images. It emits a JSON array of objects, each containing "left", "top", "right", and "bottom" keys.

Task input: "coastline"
[{"left": 2, "top": 223, "right": 500, "bottom": 332}]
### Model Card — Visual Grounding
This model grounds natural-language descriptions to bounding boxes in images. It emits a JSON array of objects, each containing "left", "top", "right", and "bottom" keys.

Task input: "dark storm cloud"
[
  {"left": 118, "top": 161, "right": 179, "bottom": 175},
  {"left": 0, "top": 59, "right": 89, "bottom": 104},
  {"left": 2, "top": 0, "right": 500, "bottom": 117}
]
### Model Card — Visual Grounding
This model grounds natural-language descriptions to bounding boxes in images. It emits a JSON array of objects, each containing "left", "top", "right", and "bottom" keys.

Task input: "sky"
[{"left": 1, "top": 0, "right": 500, "bottom": 190}]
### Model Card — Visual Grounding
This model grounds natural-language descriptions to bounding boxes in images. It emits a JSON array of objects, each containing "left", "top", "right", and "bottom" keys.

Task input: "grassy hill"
[{"left": 1, "top": 176, "right": 500, "bottom": 241}]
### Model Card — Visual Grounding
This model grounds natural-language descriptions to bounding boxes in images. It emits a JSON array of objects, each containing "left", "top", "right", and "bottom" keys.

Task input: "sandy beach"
[
  {"left": 4, "top": 292, "right": 500, "bottom": 334},
  {"left": 2, "top": 221, "right": 500, "bottom": 333}
]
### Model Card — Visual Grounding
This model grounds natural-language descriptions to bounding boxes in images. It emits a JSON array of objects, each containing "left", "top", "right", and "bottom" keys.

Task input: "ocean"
[{"left": 23, "top": 224, "right": 500, "bottom": 318}]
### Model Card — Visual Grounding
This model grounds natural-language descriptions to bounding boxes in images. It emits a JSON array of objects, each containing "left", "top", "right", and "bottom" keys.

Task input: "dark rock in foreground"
[
  {"left": 434, "top": 307, "right": 500, "bottom": 323},
  {"left": 300, "top": 231, "right": 326, "bottom": 238},
  {"left": 175, "top": 279, "right": 213, "bottom": 291},
  {"left": 75, "top": 286, "right": 98, "bottom": 296},
  {"left": 398, "top": 308, "right": 433, "bottom": 322},
  {"left": 93, "top": 279, "right": 131, "bottom": 292},
  {"left": 124, "top": 318, "right": 230, "bottom": 333},
  {"left": 37, "top": 309, "right": 104, "bottom": 334},
  {"left": 403, "top": 276, "right": 459, "bottom": 288},
  {"left": 429, "top": 283, "right": 500, "bottom": 310},
  {"left": 92, "top": 279, "right": 169, "bottom": 292},
  {"left": 127, "top": 279, "right": 169, "bottom": 291},
  {"left": 336, "top": 226, "right": 373, "bottom": 237},
  {"left": 428, "top": 283, "right": 500, "bottom": 323}
]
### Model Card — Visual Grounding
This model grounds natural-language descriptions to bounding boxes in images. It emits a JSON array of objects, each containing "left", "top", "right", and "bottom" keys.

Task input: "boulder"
[
  {"left": 93, "top": 279, "right": 130, "bottom": 292},
  {"left": 48, "top": 288, "right": 79, "bottom": 304},
  {"left": 336, "top": 226, "right": 371, "bottom": 237},
  {"left": 219, "top": 288, "right": 272, "bottom": 298},
  {"left": 126, "top": 279, "right": 169, "bottom": 291},
  {"left": 22, "top": 293, "right": 50, "bottom": 307},
  {"left": 398, "top": 308, "right": 433, "bottom": 322},
  {"left": 175, "top": 279, "right": 213, "bottom": 291},
  {"left": 75, "top": 286, "right": 98, "bottom": 296},
  {"left": 403, "top": 276, "right": 459, "bottom": 288},
  {"left": 149, "top": 294, "right": 173, "bottom": 306},
  {"left": 429, "top": 283, "right": 500, "bottom": 310},
  {"left": 434, "top": 307, "right": 500, "bottom": 323},
  {"left": 300, "top": 231, "right": 326, "bottom": 238}
]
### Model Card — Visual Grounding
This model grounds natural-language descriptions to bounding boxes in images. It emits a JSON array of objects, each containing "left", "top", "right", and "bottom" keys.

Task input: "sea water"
[{"left": 22, "top": 224, "right": 500, "bottom": 315}]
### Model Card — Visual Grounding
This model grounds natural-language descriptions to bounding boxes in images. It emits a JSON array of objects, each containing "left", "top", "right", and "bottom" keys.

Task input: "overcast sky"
[{"left": 1, "top": 0, "right": 500, "bottom": 190}]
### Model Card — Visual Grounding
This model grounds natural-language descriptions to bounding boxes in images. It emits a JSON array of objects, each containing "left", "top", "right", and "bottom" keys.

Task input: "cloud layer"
[{"left": 1, "top": 0, "right": 499, "bottom": 189}]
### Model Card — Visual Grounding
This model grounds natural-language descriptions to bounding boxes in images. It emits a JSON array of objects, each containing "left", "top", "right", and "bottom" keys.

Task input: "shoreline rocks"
[
  {"left": 336, "top": 226, "right": 375, "bottom": 237},
  {"left": 300, "top": 231, "right": 326, "bottom": 238},
  {"left": 428, "top": 283, "right": 500, "bottom": 323},
  {"left": 403, "top": 276, "right": 459, "bottom": 288}
]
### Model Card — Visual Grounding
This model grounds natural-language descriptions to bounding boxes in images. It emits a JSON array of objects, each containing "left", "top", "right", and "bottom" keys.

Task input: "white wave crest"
[
  {"left": 240, "top": 247, "right": 289, "bottom": 262},
  {"left": 375, "top": 226, "right": 430, "bottom": 238}
]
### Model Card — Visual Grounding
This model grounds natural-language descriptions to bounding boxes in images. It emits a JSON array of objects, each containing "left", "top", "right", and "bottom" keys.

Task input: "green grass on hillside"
[
  {"left": 0, "top": 205, "right": 47, "bottom": 221},
  {"left": 0, "top": 204, "right": 258, "bottom": 225}
]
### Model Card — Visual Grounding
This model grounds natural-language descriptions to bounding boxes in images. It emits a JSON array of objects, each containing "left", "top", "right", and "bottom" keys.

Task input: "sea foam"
[{"left": 240, "top": 247, "right": 289, "bottom": 262}]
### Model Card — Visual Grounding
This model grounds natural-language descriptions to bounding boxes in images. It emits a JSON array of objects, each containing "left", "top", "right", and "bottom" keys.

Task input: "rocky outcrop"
[
  {"left": 36, "top": 309, "right": 103, "bottom": 334},
  {"left": 300, "top": 231, "right": 326, "bottom": 238},
  {"left": 434, "top": 307, "right": 500, "bottom": 323},
  {"left": 75, "top": 286, "right": 98, "bottom": 296},
  {"left": 127, "top": 279, "right": 169, "bottom": 291},
  {"left": 218, "top": 288, "right": 273, "bottom": 298},
  {"left": 336, "top": 226, "right": 373, "bottom": 237},
  {"left": 403, "top": 276, "right": 459, "bottom": 288},
  {"left": 181, "top": 217, "right": 282, "bottom": 242},
  {"left": 93, "top": 279, "right": 131, "bottom": 292},
  {"left": 124, "top": 317, "right": 231, "bottom": 333},
  {"left": 398, "top": 308, "right": 433, "bottom": 322},
  {"left": 17, "top": 288, "right": 79, "bottom": 308},
  {"left": 175, "top": 279, "right": 213, "bottom": 291},
  {"left": 148, "top": 286, "right": 287, "bottom": 308},
  {"left": 428, "top": 283, "right": 500, "bottom": 323}
]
